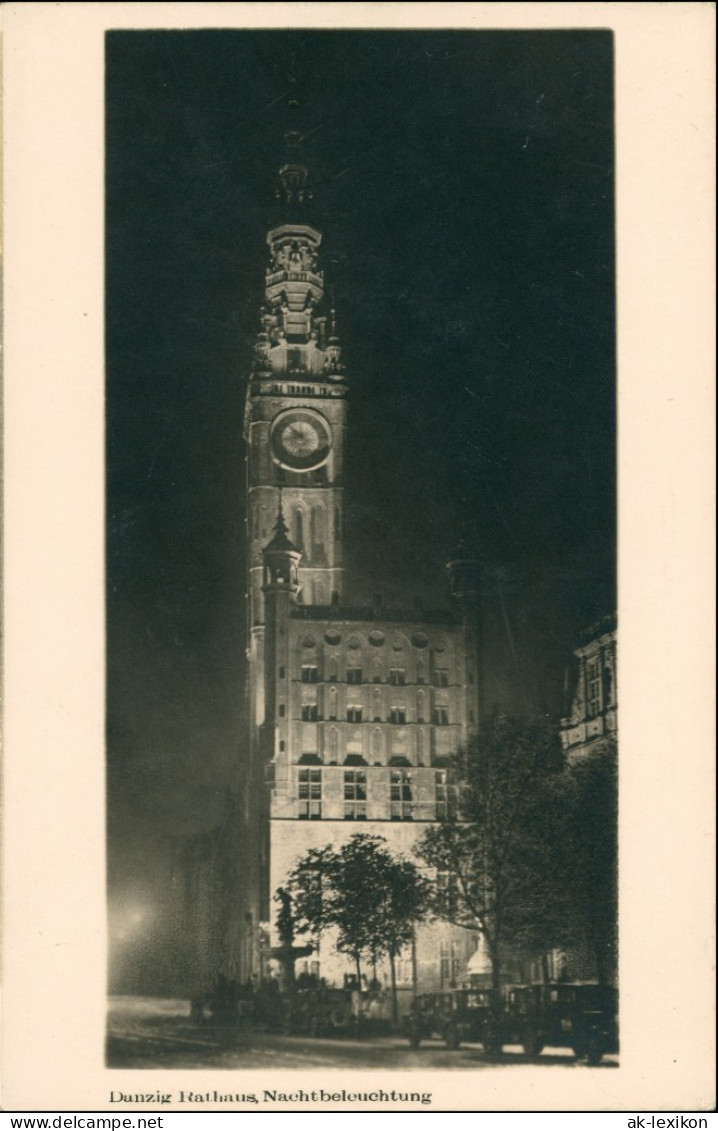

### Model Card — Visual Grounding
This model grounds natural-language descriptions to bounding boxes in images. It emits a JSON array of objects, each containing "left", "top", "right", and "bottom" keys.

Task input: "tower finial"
[
  {"left": 274, "top": 488, "right": 290, "bottom": 540},
  {"left": 274, "top": 51, "right": 313, "bottom": 212}
]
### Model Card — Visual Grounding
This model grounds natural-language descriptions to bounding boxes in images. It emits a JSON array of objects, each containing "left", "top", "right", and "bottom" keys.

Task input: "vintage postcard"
[{"left": 2, "top": 1, "right": 714, "bottom": 1115}]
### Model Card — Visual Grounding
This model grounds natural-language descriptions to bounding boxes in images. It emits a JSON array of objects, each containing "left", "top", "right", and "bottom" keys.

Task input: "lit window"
[
  {"left": 390, "top": 770, "right": 412, "bottom": 820},
  {"left": 298, "top": 769, "right": 321, "bottom": 819},
  {"left": 344, "top": 771, "right": 367, "bottom": 820}
]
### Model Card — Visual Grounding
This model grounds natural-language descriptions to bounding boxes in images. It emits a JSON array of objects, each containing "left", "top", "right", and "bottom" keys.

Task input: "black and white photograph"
[
  {"left": 106, "top": 28, "right": 618, "bottom": 1071},
  {"left": 2, "top": 2, "right": 714, "bottom": 1116}
]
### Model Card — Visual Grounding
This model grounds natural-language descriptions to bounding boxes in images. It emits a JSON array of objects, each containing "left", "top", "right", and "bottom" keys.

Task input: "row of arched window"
[{"left": 299, "top": 685, "right": 447, "bottom": 722}]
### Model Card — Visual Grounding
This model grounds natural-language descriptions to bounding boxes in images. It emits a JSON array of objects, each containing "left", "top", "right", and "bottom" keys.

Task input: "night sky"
[{"left": 106, "top": 30, "right": 615, "bottom": 900}]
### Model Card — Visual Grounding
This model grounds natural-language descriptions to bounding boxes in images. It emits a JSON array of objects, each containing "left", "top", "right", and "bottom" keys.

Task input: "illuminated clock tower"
[
  {"left": 238, "top": 131, "right": 482, "bottom": 990},
  {"left": 243, "top": 132, "right": 347, "bottom": 924}
]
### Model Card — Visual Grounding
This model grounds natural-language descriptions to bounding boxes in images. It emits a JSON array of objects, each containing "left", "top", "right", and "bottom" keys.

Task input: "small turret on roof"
[{"left": 264, "top": 495, "right": 297, "bottom": 554}]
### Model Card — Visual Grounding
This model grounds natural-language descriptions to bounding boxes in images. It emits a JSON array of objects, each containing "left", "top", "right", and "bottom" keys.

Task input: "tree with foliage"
[
  {"left": 367, "top": 851, "right": 431, "bottom": 1021},
  {"left": 284, "top": 834, "right": 430, "bottom": 1021},
  {"left": 560, "top": 738, "right": 618, "bottom": 985},
  {"left": 417, "top": 714, "right": 570, "bottom": 994}
]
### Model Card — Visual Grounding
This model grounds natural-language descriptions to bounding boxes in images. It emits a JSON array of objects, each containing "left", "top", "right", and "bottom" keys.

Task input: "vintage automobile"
[
  {"left": 503, "top": 982, "right": 618, "bottom": 1064},
  {"left": 283, "top": 987, "right": 360, "bottom": 1038},
  {"left": 405, "top": 988, "right": 503, "bottom": 1053}
]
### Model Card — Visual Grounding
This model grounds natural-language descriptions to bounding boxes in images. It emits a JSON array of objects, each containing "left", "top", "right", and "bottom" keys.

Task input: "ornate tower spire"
[{"left": 253, "top": 119, "right": 343, "bottom": 383}]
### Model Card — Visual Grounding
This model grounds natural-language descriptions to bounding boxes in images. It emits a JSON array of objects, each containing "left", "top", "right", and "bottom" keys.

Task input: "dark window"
[
  {"left": 279, "top": 704, "right": 285, "bottom": 717},
  {"left": 301, "top": 665, "right": 319, "bottom": 683},
  {"left": 346, "top": 667, "right": 363, "bottom": 685},
  {"left": 301, "top": 704, "right": 318, "bottom": 721},
  {"left": 298, "top": 768, "right": 321, "bottom": 819},
  {"left": 586, "top": 659, "right": 601, "bottom": 717},
  {"left": 389, "top": 707, "right": 407, "bottom": 725},
  {"left": 346, "top": 706, "right": 363, "bottom": 723},
  {"left": 433, "top": 707, "right": 449, "bottom": 726},
  {"left": 434, "top": 669, "right": 449, "bottom": 687},
  {"left": 344, "top": 770, "right": 367, "bottom": 820},
  {"left": 389, "top": 668, "right": 406, "bottom": 686},
  {"left": 390, "top": 770, "right": 412, "bottom": 820}
]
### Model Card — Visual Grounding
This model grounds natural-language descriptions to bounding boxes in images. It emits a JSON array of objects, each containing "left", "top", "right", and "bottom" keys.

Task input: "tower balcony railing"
[{"left": 265, "top": 269, "right": 324, "bottom": 289}]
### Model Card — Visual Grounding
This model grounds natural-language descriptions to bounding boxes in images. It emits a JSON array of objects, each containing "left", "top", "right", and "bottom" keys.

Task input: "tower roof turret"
[
  {"left": 264, "top": 497, "right": 298, "bottom": 554},
  {"left": 262, "top": 496, "right": 302, "bottom": 597}
]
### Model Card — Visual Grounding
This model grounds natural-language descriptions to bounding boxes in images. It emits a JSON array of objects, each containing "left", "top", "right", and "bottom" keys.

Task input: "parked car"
[
  {"left": 405, "top": 988, "right": 503, "bottom": 1053},
  {"left": 503, "top": 982, "right": 618, "bottom": 1064},
  {"left": 283, "top": 987, "right": 360, "bottom": 1038}
]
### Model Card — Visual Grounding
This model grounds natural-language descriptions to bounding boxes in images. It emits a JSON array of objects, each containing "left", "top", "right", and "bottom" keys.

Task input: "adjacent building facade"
[{"left": 560, "top": 613, "right": 617, "bottom": 765}]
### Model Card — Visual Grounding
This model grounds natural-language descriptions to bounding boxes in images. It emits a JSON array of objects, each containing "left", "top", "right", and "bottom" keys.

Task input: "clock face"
[{"left": 270, "top": 408, "right": 332, "bottom": 471}]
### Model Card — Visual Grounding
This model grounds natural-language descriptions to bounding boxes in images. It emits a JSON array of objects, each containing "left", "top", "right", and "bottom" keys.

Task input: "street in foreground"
[{"left": 106, "top": 997, "right": 619, "bottom": 1071}]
